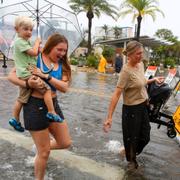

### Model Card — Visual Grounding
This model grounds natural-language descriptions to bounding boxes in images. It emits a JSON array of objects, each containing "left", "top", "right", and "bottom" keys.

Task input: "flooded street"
[
  {"left": 0, "top": 61, "right": 180, "bottom": 179},
  {"left": 62, "top": 71, "right": 180, "bottom": 180}
]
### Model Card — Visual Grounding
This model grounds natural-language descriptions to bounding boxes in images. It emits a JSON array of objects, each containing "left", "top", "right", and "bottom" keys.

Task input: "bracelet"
[
  {"left": 47, "top": 74, "right": 52, "bottom": 81},
  {"left": 25, "top": 79, "right": 30, "bottom": 89}
]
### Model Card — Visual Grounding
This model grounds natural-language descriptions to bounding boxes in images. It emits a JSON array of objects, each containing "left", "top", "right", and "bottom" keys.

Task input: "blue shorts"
[{"left": 23, "top": 96, "right": 64, "bottom": 131}]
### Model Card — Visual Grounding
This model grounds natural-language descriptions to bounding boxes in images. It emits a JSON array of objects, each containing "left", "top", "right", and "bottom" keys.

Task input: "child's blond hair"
[{"left": 15, "top": 16, "right": 34, "bottom": 28}]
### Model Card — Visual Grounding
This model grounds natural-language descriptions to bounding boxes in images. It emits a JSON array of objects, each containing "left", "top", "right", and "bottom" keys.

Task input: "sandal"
[
  {"left": 46, "top": 113, "right": 64, "bottom": 123},
  {"left": 9, "top": 118, "right": 25, "bottom": 132}
]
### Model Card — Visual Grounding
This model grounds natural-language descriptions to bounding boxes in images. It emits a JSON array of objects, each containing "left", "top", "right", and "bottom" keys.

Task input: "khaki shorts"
[
  {"left": 18, "top": 86, "right": 32, "bottom": 103},
  {"left": 18, "top": 76, "right": 50, "bottom": 104}
]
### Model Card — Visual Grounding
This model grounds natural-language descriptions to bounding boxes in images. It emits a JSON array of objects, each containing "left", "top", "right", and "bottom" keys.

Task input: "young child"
[{"left": 9, "top": 16, "right": 62, "bottom": 132}]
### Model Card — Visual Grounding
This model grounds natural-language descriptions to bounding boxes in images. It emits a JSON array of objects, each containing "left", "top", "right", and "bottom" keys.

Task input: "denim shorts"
[{"left": 23, "top": 96, "right": 64, "bottom": 131}]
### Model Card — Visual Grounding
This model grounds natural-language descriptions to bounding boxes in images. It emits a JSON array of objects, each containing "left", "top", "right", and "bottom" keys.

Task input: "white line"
[{"left": 0, "top": 128, "right": 125, "bottom": 180}]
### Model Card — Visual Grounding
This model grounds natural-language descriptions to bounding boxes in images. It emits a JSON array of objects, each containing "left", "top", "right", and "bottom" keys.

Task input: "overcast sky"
[
  {"left": 1, "top": 0, "right": 180, "bottom": 39},
  {"left": 57, "top": 0, "right": 180, "bottom": 39}
]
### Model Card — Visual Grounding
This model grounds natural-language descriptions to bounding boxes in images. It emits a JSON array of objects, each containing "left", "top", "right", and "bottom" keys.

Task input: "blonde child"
[{"left": 9, "top": 16, "right": 62, "bottom": 132}]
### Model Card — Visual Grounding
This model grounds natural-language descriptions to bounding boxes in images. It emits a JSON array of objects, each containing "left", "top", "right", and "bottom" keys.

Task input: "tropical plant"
[
  {"left": 101, "top": 24, "right": 110, "bottom": 40},
  {"left": 155, "top": 29, "right": 178, "bottom": 42},
  {"left": 102, "top": 46, "right": 115, "bottom": 65},
  {"left": 112, "top": 26, "right": 122, "bottom": 39},
  {"left": 153, "top": 28, "right": 180, "bottom": 63},
  {"left": 86, "top": 54, "right": 99, "bottom": 68},
  {"left": 68, "top": 0, "right": 118, "bottom": 54},
  {"left": 119, "top": 0, "right": 164, "bottom": 40},
  {"left": 102, "top": 46, "right": 115, "bottom": 59},
  {"left": 70, "top": 57, "right": 79, "bottom": 65},
  {"left": 164, "top": 57, "right": 175, "bottom": 68},
  {"left": 79, "top": 29, "right": 88, "bottom": 47}
]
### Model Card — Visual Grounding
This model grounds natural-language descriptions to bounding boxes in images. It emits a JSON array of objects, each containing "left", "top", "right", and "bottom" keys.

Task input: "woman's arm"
[
  {"left": 47, "top": 74, "right": 69, "bottom": 93},
  {"left": 8, "top": 68, "right": 44, "bottom": 89},
  {"left": 103, "top": 87, "right": 122, "bottom": 132},
  {"left": 30, "top": 67, "right": 70, "bottom": 93},
  {"left": 147, "top": 76, "right": 165, "bottom": 84},
  {"left": 8, "top": 68, "right": 26, "bottom": 87}
]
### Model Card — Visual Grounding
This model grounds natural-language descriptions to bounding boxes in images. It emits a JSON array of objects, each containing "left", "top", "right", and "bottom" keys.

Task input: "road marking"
[{"left": 0, "top": 128, "right": 125, "bottom": 180}]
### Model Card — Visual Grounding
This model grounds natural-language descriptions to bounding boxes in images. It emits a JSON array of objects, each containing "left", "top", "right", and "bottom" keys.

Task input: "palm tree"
[
  {"left": 155, "top": 29, "right": 178, "bottom": 42},
  {"left": 119, "top": 0, "right": 164, "bottom": 41},
  {"left": 101, "top": 24, "right": 109, "bottom": 40},
  {"left": 68, "top": 0, "right": 118, "bottom": 54},
  {"left": 112, "top": 26, "right": 122, "bottom": 39}
]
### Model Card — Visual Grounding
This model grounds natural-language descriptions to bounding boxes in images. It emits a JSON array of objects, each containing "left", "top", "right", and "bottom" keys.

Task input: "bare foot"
[
  {"left": 127, "top": 160, "right": 139, "bottom": 171},
  {"left": 119, "top": 146, "right": 125, "bottom": 159}
]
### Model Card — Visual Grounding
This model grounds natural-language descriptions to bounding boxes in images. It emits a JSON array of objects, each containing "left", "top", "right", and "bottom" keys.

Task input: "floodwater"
[
  {"left": 0, "top": 61, "right": 180, "bottom": 179},
  {"left": 63, "top": 71, "right": 180, "bottom": 180}
]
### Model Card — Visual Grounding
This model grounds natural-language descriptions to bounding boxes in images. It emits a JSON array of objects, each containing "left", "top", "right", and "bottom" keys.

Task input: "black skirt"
[{"left": 122, "top": 101, "right": 151, "bottom": 161}]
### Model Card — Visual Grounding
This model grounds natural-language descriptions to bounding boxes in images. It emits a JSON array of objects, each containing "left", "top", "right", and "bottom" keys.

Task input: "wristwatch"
[{"left": 47, "top": 74, "right": 52, "bottom": 81}]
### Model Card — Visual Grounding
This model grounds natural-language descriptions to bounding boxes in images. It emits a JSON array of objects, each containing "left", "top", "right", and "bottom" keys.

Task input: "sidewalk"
[{"left": 0, "top": 128, "right": 124, "bottom": 180}]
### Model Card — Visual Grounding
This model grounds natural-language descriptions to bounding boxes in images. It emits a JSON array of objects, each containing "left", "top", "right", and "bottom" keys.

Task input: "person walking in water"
[
  {"left": 98, "top": 54, "right": 107, "bottom": 73},
  {"left": 8, "top": 33, "right": 72, "bottom": 180},
  {"left": 114, "top": 53, "right": 123, "bottom": 74},
  {"left": 103, "top": 41, "right": 164, "bottom": 170}
]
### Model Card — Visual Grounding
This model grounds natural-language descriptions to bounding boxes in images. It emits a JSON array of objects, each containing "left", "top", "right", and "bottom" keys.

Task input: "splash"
[{"left": 105, "top": 140, "right": 122, "bottom": 154}]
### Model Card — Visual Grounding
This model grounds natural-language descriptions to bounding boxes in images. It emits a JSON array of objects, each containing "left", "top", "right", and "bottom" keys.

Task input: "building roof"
[{"left": 95, "top": 35, "right": 174, "bottom": 48}]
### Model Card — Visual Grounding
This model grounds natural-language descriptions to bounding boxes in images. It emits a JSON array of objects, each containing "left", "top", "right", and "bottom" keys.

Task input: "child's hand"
[
  {"left": 35, "top": 37, "right": 41, "bottom": 44},
  {"left": 28, "top": 75, "right": 45, "bottom": 89},
  {"left": 36, "top": 38, "right": 42, "bottom": 53},
  {"left": 33, "top": 68, "right": 46, "bottom": 79},
  {"left": 28, "top": 65, "right": 46, "bottom": 79},
  {"left": 103, "top": 118, "right": 112, "bottom": 133},
  {"left": 38, "top": 45, "right": 43, "bottom": 53}
]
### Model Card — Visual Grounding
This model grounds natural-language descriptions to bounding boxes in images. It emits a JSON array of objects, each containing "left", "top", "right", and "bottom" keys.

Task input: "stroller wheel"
[{"left": 167, "top": 127, "right": 176, "bottom": 138}]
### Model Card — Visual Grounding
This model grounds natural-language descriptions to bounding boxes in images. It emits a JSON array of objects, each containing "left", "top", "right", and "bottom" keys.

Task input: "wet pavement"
[{"left": 0, "top": 60, "right": 180, "bottom": 180}]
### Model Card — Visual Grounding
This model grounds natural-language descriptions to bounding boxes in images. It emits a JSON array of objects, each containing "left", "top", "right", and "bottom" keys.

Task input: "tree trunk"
[
  {"left": 136, "top": 15, "right": 142, "bottom": 41},
  {"left": 87, "top": 11, "right": 94, "bottom": 55}
]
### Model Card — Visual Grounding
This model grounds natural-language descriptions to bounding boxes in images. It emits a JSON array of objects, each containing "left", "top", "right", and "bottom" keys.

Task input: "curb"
[{"left": 0, "top": 128, "right": 125, "bottom": 180}]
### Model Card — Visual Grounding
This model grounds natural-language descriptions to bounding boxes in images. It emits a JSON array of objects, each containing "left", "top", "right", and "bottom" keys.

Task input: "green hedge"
[
  {"left": 86, "top": 54, "right": 99, "bottom": 68},
  {"left": 164, "top": 58, "right": 175, "bottom": 68},
  {"left": 70, "top": 57, "right": 79, "bottom": 65}
]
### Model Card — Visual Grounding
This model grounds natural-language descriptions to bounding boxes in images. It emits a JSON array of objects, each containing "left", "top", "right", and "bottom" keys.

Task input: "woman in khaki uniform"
[{"left": 103, "top": 41, "right": 164, "bottom": 170}]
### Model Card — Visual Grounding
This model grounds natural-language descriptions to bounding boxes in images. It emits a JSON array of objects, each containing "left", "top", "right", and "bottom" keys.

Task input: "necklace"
[{"left": 40, "top": 54, "right": 54, "bottom": 74}]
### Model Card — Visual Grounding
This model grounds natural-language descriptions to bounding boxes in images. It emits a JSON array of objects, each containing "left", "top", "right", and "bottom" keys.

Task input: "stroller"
[{"left": 147, "top": 77, "right": 179, "bottom": 138}]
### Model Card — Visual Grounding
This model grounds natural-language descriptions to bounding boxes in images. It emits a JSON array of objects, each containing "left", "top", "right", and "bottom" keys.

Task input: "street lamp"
[{"left": 2, "top": 54, "right": 7, "bottom": 68}]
